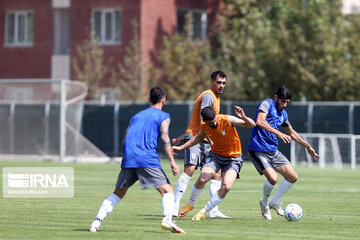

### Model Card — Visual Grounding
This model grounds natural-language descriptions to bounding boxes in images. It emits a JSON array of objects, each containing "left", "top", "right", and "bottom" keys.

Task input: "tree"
[
  {"left": 150, "top": 13, "right": 216, "bottom": 100},
  {"left": 72, "top": 31, "right": 107, "bottom": 99},
  {"left": 213, "top": 0, "right": 360, "bottom": 101}
]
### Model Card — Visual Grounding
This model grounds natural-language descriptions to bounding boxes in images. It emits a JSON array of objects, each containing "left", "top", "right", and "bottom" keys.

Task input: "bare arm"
[
  {"left": 256, "top": 111, "right": 292, "bottom": 143},
  {"left": 283, "top": 125, "right": 319, "bottom": 161},
  {"left": 227, "top": 105, "right": 256, "bottom": 128},
  {"left": 172, "top": 130, "right": 207, "bottom": 153},
  {"left": 160, "top": 118, "right": 180, "bottom": 176}
]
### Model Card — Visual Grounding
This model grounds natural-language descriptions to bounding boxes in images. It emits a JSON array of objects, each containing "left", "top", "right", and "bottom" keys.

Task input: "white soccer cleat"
[
  {"left": 161, "top": 220, "right": 185, "bottom": 233},
  {"left": 172, "top": 207, "right": 179, "bottom": 217},
  {"left": 208, "top": 210, "right": 232, "bottom": 219},
  {"left": 269, "top": 202, "right": 284, "bottom": 216},
  {"left": 89, "top": 218, "right": 102, "bottom": 232},
  {"left": 259, "top": 200, "right": 272, "bottom": 220}
]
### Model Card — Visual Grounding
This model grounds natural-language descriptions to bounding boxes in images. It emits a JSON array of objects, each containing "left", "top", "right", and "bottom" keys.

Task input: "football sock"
[
  {"left": 270, "top": 179, "right": 294, "bottom": 204},
  {"left": 262, "top": 180, "right": 275, "bottom": 205},
  {"left": 96, "top": 193, "right": 121, "bottom": 221},
  {"left": 203, "top": 193, "right": 224, "bottom": 214},
  {"left": 174, "top": 173, "right": 191, "bottom": 209},
  {"left": 209, "top": 179, "right": 221, "bottom": 212},
  {"left": 189, "top": 185, "right": 204, "bottom": 207},
  {"left": 162, "top": 192, "right": 175, "bottom": 222}
]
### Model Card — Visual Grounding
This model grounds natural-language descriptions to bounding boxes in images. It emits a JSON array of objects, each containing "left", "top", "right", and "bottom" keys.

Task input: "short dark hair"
[
  {"left": 201, "top": 107, "right": 216, "bottom": 121},
  {"left": 276, "top": 86, "right": 292, "bottom": 99},
  {"left": 210, "top": 70, "right": 227, "bottom": 81},
  {"left": 150, "top": 86, "right": 166, "bottom": 104}
]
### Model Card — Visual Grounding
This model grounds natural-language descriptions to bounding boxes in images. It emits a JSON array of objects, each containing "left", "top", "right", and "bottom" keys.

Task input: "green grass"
[{"left": 0, "top": 160, "right": 359, "bottom": 240}]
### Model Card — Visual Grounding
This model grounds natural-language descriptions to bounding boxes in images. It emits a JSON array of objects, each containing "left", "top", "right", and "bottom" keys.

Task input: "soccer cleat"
[
  {"left": 178, "top": 203, "right": 194, "bottom": 218},
  {"left": 192, "top": 212, "right": 205, "bottom": 221},
  {"left": 259, "top": 200, "right": 272, "bottom": 220},
  {"left": 89, "top": 218, "right": 102, "bottom": 232},
  {"left": 161, "top": 220, "right": 185, "bottom": 233},
  {"left": 269, "top": 202, "right": 284, "bottom": 216},
  {"left": 208, "top": 210, "right": 232, "bottom": 219}
]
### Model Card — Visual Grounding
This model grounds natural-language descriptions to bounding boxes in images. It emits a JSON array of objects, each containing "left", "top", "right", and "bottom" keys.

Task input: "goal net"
[
  {"left": 0, "top": 79, "right": 109, "bottom": 162},
  {"left": 290, "top": 133, "right": 360, "bottom": 169}
]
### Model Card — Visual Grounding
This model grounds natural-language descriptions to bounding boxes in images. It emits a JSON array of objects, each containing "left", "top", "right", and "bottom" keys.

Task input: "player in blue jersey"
[
  {"left": 89, "top": 87, "right": 185, "bottom": 233},
  {"left": 247, "top": 86, "right": 319, "bottom": 220}
]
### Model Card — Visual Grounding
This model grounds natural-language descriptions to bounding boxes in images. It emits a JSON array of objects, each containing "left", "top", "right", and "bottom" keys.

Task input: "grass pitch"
[{"left": 0, "top": 160, "right": 359, "bottom": 240}]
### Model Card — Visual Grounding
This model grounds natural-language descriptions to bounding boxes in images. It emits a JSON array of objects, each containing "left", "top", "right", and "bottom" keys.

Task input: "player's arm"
[
  {"left": 256, "top": 111, "right": 292, "bottom": 143},
  {"left": 172, "top": 134, "right": 184, "bottom": 146},
  {"left": 227, "top": 105, "right": 256, "bottom": 128},
  {"left": 172, "top": 130, "right": 207, "bottom": 153},
  {"left": 283, "top": 125, "right": 319, "bottom": 161},
  {"left": 160, "top": 118, "right": 180, "bottom": 176}
]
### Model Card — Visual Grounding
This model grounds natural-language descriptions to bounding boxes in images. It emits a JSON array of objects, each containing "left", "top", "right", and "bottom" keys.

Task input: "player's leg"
[
  {"left": 248, "top": 151, "right": 278, "bottom": 220},
  {"left": 195, "top": 169, "right": 237, "bottom": 220},
  {"left": 174, "top": 140, "right": 202, "bottom": 215},
  {"left": 173, "top": 164, "right": 195, "bottom": 216},
  {"left": 269, "top": 163, "right": 297, "bottom": 216},
  {"left": 157, "top": 184, "right": 185, "bottom": 233},
  {"left": 178, "top": 166, "right": 215, "bottom": 218},
  {"left": 137, "top": 168, "right": 185, "bottom": 233},
  {"left": 269, "top": 151, "right": 297, "bottom": 216},
  {"left": 193, "top": 156, "right": 241, "bottom": 221},
  {"left": 89, "top": 169, "right": 137, "bottom": 232}
]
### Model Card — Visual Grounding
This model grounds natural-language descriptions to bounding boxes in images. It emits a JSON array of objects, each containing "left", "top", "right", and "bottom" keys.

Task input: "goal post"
[
  {"left": 0, "top": 79, "right": 109, "bottom": 162},
  {"left": 290, "top": 133, "right": 360, "bottom": 169}
]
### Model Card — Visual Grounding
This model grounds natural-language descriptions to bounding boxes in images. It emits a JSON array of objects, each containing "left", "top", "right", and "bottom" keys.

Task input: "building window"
[
  {"left": 177, "top": 9, "right": 207, "bottom": 41},
  {"left": 5, "top": 11, "right": 34, "bottom": 46},
  {"left": 91, "top": 9, "right": 122, "bottom": 45}
]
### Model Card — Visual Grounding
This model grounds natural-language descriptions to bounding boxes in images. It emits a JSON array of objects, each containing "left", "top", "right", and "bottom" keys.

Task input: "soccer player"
[
  {"left": 89, "top": 87, "right": 185, "bottom": 233},
  {"left": 173, "top": 105, "right": 255, "bottom": 221},
  {"left": 172, "top": 70, "right": 230, "bottom": 218},
  {"left": 247, "top": 86, "right": 319, "bottom": 220}
]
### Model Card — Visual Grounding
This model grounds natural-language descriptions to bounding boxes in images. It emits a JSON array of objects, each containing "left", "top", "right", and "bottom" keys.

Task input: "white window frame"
[
  {"left": 177, "top": 8, "right": 207, "bottom": 41},
  {"left": 91, "top": 8, "right": 122, "bottom": 45},
  {"left": 5, "top": 11, "right": 34, "bottom": 47}
]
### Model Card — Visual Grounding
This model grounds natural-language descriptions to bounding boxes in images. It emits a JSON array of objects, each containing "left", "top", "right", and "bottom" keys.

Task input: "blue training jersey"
[
  {"left": 247, "top": 98, "right": 290, "bottom": 152},
  {"left": 121, "top": 107, "right": 170, "bottom": 168}
]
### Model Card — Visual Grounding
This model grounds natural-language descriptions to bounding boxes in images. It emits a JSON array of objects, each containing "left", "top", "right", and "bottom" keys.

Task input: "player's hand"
[
  {"left": 171, "top": 162, "right": 180, "bottom": 176},
  {"left": 172, "top": 146, "right": 182, "bottom": 153},
  {"left": 278, "top": 132, "right": 292, "bottom": 143},
  {"left": 172, "top": 135, "right": 184, "bottom": 146},
  {"left": 306, "top": 146, "right": 320, "bottom": 161},
  {"left": 234, "top": 105, "right": 245, "bottom": 119}
]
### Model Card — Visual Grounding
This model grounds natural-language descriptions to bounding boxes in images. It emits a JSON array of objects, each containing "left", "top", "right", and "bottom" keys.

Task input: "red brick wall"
[
  {"left": 70, "top": 0, "right": 141, "bottom": 86},
  {"left": 0, "top": 0, "right": 52, "bottom": 78}
]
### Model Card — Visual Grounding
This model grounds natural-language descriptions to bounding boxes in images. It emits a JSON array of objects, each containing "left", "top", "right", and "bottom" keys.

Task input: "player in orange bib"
[{"left": 173, "top": 105, "right": 255, "bottom": 221}]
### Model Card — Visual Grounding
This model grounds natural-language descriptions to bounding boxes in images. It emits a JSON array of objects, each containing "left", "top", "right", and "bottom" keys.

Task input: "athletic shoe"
[
  {"left": 269, "top": 202, "right": 284, "bottom": 216},
  {"left": 178, "top": 203, "right": 194, "bottom": 218},
  {"left": 89, "top": 218, "right": 102, "bottom": 232},
  {"left": 208, "top": 210, "right": 232, "bottom": 218},
  {"left": 161, "top": 220, "right": 185, "bottom": 233},
  {"left": 192, "top": 212, "right": 205, "bottom": 221},
  {"left": 259, "top": 200, "right": 272, "bottom": 220}
]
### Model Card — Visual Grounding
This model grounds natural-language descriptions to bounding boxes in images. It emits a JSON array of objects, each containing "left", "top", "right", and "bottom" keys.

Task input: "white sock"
[
  {"left": 174, "top": 173, "right": 191, "bottom": 210},
  {"left": 96, "top": 193, "right": 121, "bottom": 221},
  {"left": 162, "top": 192, "right": 175, "bottom": 222},
  {"left": 209, "top": 179, "right": 221, "bottom": 212},
  {"left": 270, "top": 179, "right": 294, "bottom": 204},
  {"left": 203, "top": 193, "right": 224, "bottom": 214},
  {"left": 189, "top": 185, "right": 204, "bottom": 207},
  {"left": 262, "top": 180, "right": 275, "bottom": 205}
]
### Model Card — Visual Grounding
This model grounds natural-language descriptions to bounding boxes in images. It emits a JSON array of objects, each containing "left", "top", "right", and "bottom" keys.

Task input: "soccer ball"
[{"left": 284, "top": 203, "right": 303, "bottom": 221}]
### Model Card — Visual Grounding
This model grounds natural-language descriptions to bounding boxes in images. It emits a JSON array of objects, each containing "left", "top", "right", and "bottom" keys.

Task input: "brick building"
[{"left": 0, "top": 0, "right": 222, "bottom": 99}]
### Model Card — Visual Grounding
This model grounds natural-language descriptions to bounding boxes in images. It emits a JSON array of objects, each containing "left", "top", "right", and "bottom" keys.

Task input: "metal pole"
[{"left": 60, "top": 79, "right": 66, "bottom": 162}]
